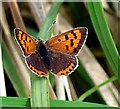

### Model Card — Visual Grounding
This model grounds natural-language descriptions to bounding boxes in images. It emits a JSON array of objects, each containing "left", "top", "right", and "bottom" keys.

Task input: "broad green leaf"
[{"left": 1, "top": 97, "right": 117, "bottom": 108}]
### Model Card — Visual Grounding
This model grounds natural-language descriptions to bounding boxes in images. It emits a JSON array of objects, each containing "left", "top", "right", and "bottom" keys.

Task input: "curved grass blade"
[
  {"left": 86, "top": 1, "right": 119, "bottom": 78},
  {"left": 78, "top": 75, "right": 117, "bottom": 101},
  {"left": 76, "top": 60, "right": 105, "bottom": 102}
]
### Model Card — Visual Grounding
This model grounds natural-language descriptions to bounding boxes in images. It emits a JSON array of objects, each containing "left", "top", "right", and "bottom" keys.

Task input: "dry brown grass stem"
[
  {"left": 48, "top": 81, "right": 57, "bottom": 100},
  {"left": 8, "top": 0, "right": 26, "bottom": 31},
  {"left": 27, "top": 1, "right": 46, "bottom": 29},
  {"left": 1, "top": 2, "right": 30, "bottom": 96}
]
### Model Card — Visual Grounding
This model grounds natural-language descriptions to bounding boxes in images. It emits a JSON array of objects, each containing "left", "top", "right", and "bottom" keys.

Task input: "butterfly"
[{"left": 14, "top": 27, "right": 88, "bottom": 77}]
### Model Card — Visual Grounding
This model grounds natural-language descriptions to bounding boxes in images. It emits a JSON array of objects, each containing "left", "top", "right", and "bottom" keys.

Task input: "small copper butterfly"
[{"left": 14, "top": 27, "right": 88, "bottom": 77}]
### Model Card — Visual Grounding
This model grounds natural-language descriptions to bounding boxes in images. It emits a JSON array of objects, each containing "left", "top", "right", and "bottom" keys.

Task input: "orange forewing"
[
  {"left": 14, "top": 28, "right": 36, "bottom": 56},
  {"left": 45, "top": 27, "right": 87, "bottom": 55}
]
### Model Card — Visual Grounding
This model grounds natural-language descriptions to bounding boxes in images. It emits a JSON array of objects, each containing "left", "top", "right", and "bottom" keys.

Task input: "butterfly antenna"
[{"left": 47, "top": 21, "right": 56, "bottom": 32}]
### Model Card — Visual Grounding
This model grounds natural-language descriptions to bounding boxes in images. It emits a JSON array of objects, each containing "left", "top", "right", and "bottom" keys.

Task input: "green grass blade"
[
  {"left": 31, "top": 75, "right": 49, "bottom": 107},
  {"left": 50, "top": 100, "right": 115, "bottom": 108},
  {"left": 78, "top": 75, "right": 117, "bottom": 101},
  {"left": 1, "top": 97, "right": 30, "bottom": 107},
  {"left": 86, "top": 1, "right": 119, "bottom": 77},
  {"left": 1, "top": 97, "right": 117, "bottom": 108},
  {"left": 37, "top": 2, "right": 63, "bottom": 42},
  {"left": 30, "top": 2, "right": 63, "bottom": 107}
]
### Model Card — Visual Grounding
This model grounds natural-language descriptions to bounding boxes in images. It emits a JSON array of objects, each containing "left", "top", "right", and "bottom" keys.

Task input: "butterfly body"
[
  {"left": 36, "top": 40, "right": 52, "bottom": 70},
  {"left": 14, "top": 27, "right": 88, "bottom": 77}
]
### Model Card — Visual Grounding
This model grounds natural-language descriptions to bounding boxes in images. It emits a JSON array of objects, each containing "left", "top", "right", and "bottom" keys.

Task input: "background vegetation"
[{"left": 0, "top": 1, "right": 119, "bottom": 108}]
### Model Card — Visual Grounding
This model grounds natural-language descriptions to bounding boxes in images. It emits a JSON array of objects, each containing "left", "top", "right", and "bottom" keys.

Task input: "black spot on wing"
[
  {"left": 70, "top": 39, "right": 74, "bottom": 47},
  {"left": 58, "top": 39, "right": 61, "bottom": 42},
  {"left": 65, "top": 35, "right": 69, "bottom": 40},
  {"left": 66, "top": 45, "right": 69, "bottom": 50},
  {"left": 71, "top": 31, "right": 74, "bottom": 34},
  {"left": 72, "top": 65, "right": 74, "bottom": 69},
  {"left": 66, "top": 71, "right": 69, "bottom": 74},
  {"left": 73, "top": 33, "right": 77, "bottom": 39},
  {"left": 25, "top": 34, "right": 27, "bottom": 41},
  {"left": 69, "top": 69, "right": 72, "bottom": 72}
]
